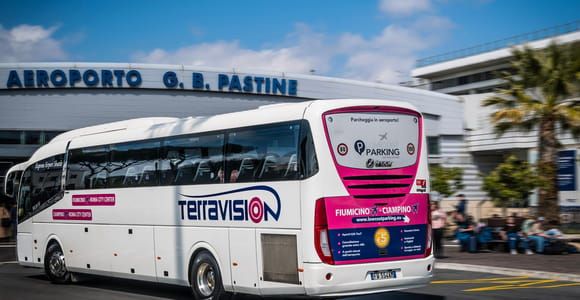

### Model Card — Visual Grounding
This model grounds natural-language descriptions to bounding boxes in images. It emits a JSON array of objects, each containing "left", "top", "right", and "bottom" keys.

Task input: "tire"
[
  {"left": 190, "top": 251, "right": 224, "bottom": 300},
  {"left": 44, "top": 242, "right": 71, "bottom": 284}
]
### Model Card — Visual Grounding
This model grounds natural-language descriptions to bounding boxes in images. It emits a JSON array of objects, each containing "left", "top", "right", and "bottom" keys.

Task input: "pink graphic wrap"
[
  {"left": 52, "top": 209, "right": 93, "bottom": 221},
  {"left": 72, "top": 194, "right": 115, "bottom": 206},
  {"left": 321, "top": 106, "right": 429, "bottom": 264}
]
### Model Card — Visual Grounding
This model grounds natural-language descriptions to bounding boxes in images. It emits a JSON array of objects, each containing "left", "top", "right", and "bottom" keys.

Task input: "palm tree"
[{"left": 482, "top": 41, "right": 580, "bottom": 222}]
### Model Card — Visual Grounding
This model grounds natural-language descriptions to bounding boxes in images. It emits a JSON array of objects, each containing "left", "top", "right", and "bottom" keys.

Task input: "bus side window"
[
  {"left": 67, "top": 146, "right": 110, "bottom": 190},
  {"left": 161, "top": 134, "right": 224, "bottom": 186},
  {"left": 110, "top": 141, "right": 160, "bottom": 188},
  {"left": 174, "top": 159, "right": 199, "bottom": 185},
  {"left": 284, "top": 153, "right": 298, "bottom": 178},
  {"left": 299, "top": 121, "right": 318, "bottom": 179},
  {"left": 226, "top": 122, "right": 301, "bottom": 182},
  {"left": 27, "top": 154, "right": 64, "bottom": 215}
]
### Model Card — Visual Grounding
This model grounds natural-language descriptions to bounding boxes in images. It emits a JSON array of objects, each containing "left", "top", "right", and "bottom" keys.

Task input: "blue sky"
[{"left": 0, "top": 0, "right": 578, "bottom": 83}]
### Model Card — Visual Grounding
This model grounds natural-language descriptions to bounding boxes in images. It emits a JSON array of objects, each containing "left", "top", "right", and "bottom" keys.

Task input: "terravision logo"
[{"left": 178, "top": 186, "right": 281, "bottom": 223}]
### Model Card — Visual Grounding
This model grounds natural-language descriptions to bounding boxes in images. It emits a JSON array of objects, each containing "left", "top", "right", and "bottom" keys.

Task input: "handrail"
[{"left": 416, "top": 21, "right": 579, "bottom": 67}]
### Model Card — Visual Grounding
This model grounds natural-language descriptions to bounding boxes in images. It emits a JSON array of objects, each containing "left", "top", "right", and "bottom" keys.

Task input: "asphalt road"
[{"left": 1, "top": 246, "right": 579, "bottom": 300}]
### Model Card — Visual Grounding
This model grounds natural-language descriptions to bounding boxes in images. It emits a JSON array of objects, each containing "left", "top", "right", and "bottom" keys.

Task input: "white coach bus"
[{"left": 8, "top": 99, "right": 433, "bottom": 299}]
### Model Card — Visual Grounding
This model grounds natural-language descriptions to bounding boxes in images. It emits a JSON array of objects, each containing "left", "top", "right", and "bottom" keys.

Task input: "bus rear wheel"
[
  {"left": 190, "top": 251, "right": 224, "bottom": 300},
  {"left": 44, "top": 242, "right": 71, "bottom": 284}
]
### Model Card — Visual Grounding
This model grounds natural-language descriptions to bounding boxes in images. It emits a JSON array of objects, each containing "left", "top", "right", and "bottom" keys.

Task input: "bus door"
[{"left": 16, "top": 167, "right": 34, "bottom": 264}]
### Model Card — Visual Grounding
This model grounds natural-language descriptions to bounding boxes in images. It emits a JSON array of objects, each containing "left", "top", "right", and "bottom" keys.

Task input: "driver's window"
[{"left": 17, "top": 167, "right": 32, "bottom": 222}]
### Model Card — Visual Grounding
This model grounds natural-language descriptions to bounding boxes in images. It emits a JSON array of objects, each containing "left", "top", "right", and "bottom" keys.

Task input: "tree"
[
  {"left": 430, "top": 166, "right": 464, "bottom": 198},
  {"left": 482, "top": 41, "right": 580, "bottom": 221},
  {"left": 482, "top": 155, "right": 538, "bottom": 216}
]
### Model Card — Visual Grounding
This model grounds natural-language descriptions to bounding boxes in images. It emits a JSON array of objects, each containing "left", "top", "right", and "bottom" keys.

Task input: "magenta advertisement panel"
[
  {"left": 325, "top": 194, "right": 428, "bottom": 264},
  {"left": 72, "top": 194, "right": 116, "bottom": 206},
  {"left": 52, "top": 209, "right": 93, "bottom": 221},
  {"left": 325, "top": 194, "right": 427, "bottom": 229}
]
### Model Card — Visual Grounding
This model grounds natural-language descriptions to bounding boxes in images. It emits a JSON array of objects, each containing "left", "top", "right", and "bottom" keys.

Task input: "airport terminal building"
[
  {"left": 0, "top": 63, "right": 462, "bottom": 195},
  {"left": 411, "top": 22, "right": 580, "bottom": 222}
]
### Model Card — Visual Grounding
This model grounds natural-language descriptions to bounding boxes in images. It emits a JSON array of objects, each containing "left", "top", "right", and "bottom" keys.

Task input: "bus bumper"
[{"left": 302, "top": 255, "right": 434, "bottom": 297}]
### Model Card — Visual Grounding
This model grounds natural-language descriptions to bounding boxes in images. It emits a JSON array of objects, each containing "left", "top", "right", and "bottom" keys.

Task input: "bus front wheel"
[
  {"left": 190, "top": 251, "right": 224, "bottom": 300},
  {"left": 44, "top": 242, "right": 71, "bottom": 284}
]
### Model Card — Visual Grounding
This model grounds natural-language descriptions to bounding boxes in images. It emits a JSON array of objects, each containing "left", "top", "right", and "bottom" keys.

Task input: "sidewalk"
[{"left": 436, "top": 241, "right": 580, "bottom": 278}]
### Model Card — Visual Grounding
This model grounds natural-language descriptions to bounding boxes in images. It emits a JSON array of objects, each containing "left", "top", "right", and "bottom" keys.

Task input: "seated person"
[
  {"left": 476, "top": 223, "right": 493, "bottom": 249},
  {"left": 501, "top": 216, "right": 533, "bottom": 255},
  {"left": 230, "top": 169, "right": 239, "bottom": 183},
  {"left": 214, "top": 168, "right": 225, "bottom": 183},
  {"left": 544, "top": 220, "right": 564, "bottom": 238},
  {"left": 455, "top": 213, "right": 477, "bottom": 252},
  {"left": 527, "top": 217, "right": 548, "bottom": 253}
]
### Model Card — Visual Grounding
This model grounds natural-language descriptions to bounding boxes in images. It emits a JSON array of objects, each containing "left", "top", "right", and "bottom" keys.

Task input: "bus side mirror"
[{"left": 4, "top": 176, "right": 14, "bottom": 198}]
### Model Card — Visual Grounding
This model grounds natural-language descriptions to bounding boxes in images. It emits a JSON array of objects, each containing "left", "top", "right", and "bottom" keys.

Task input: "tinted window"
[
  {"left": 160, "top": 134, "right": 224, "bottom": 185},
  {"left": 0, "top": 131, "right": 21, "bottom": 144},
  {"left": 18, "top": 167, "right": 32, "bottom": 222},
  {"left": 30, "top": 154, "right": 64, "bottom": 211},
  {"left": 66, "top": 146, "right": 110, "bottom": 190},
  {"left": 299, "top": 121, "right": 318, "bottom": 178},
  {"left": 25, "top": 131, "right": 42, "bottom": 144},
  {"left": 18, "top": 155, "right": 63, "bottom": 222},
  {"left": 109, "top": 141, "right": 160, "bottom": 188},
  {"left": 226, "top": 123, "right": 300, "bottom": 182},
  {"left": 427, "top": 136, "right": 440, "bottom": 155}
]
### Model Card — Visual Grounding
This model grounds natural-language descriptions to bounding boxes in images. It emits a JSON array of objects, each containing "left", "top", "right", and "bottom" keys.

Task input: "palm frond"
[
  {"left": 493, "top": 122, "right": 514, "bottom": 135},
  {"left": 482, "top": 95, "right": 513, "bottom": 107},
  {"left": 511, "top": 46, "right": 543, "bottom": 88},
  {"left": 491, "top": 109, "right": 526, "bottom": 123},
  {"left": 485, "top": 42, "right": 579, "bottom": 138},
  {"left": 555, "top": 103, "right": 580, "bottom": 139}
]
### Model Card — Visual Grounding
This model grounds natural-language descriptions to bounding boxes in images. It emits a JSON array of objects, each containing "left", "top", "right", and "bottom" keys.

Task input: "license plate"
[{"left": 369, "top": 269, "right": 398, "bottom": 280}]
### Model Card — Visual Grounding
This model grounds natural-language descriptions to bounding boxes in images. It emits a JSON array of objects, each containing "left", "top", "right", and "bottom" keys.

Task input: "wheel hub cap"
[
  {"left": 49, "top": 251, "right": 67, "bottom": 278},
  {"left": 196, "top": 262, "right": 215, "bottom": 296}
]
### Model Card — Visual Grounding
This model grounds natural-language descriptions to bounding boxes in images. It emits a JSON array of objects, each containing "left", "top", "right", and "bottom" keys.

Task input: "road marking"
[
  {"left": 432, "top": 275, "right": 580, "bottom": 292},
  {"left": 0, "top": 245, "right": 16, "bottom": 248},
  {"left": 436, "top": 262, "right": 580, "bottom": 282},
  {"left": 0, "top": 261, "right": 18, "bottom": 265},
  {"left": 432, "top": 276, "right": 530, "bottom": 284}
]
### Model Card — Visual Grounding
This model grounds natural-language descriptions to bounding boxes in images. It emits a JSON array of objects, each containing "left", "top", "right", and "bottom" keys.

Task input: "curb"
[{"left": 436, "top": 262, "right": 580, "bottom": 283}]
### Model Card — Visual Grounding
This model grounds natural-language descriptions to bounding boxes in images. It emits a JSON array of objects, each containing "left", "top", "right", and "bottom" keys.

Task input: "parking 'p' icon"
[
  {"left": 354, "top": 140, "right": 366, "bottom": 155},
  {"left": 337, "top": 143, "right": 348, "bottom": 156}
]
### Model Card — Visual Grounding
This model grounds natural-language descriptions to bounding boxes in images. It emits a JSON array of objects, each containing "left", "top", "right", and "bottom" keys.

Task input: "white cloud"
[
  {"left": 132, "top": 6, "right": 453, "bottom": 84},
  {"left": 0, "top": 24, "right": 67, "bottom": 62},
  {"left": 133, "top": 24, "right": 332, "bottom": 74},
  {"left": 337, "top": 23, "right": 439, "bottom": 83},
  {"left": 379, "top": 0, "right": 431, "bottom": 16}
]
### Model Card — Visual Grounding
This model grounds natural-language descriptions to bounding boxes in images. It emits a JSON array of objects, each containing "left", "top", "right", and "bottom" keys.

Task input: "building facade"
[
  {"left": 0, "top": 63, "right": 462, "bottom": 198},
  {"left": 411, "top": 22, "right": 580, "bottom": 222}
]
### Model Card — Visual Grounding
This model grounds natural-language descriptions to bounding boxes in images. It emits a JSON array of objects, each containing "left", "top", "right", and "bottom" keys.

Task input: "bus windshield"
[{"left": 325, "top": 112, "right": 419, "bottom": 169}]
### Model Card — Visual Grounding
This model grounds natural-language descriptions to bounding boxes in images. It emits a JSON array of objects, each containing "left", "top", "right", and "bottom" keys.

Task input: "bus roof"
[
  {"left": 29, "top": 99, "right": 420, "bottom": 159},
  {"left": 49, "top": 117, "right": 180, "bottom": 144}
]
